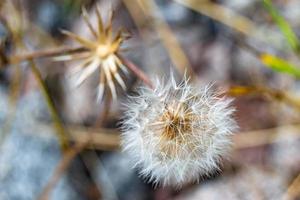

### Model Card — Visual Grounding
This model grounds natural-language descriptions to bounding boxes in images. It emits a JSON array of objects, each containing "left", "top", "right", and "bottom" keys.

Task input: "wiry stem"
[
  {"left": 117, "top": 54, "right": 154, "bottom": 89},
  {"left": 28, "top": 60, "right": 69, "bottom": 151},
  {"left": 229, "top": 85, "right": 300, "bottom": 111},
  {"left": 283, "top": 172, "right": 300, "bottom": 200},
  {"left": 38, "top": 141, "right": 88, "bottom": 200},
  {"left": 6, "top": 46, "right": 154, "bottom": 89},
  {"left": 8, "top": 46, "right": 86, "bottom": 64},
  {"left": 0, "top": 3, "right": 70, "bottom": 151}
]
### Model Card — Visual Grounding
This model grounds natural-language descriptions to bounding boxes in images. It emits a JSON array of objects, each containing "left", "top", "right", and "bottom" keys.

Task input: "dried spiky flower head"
[
  {"left": 57, "top": 6, "right": 128, "bottom": 101},
  {"left": 121, "top": 75, "right": 237, "bottom": 186}
]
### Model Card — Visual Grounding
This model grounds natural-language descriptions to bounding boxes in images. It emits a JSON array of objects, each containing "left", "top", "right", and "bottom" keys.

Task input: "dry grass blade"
[
  {"left": 229, "top": 85, "right": 300, "bottom": 112},
  {"left": 173, "top": 0, "right": 257, "bottom": 38},
  {"left": 73, "top": 124, "right": 300, "bottom": 151},
  {"left": 9, "top": 46, "right": 86, "bottom": 64},
  {"left": 23, "top": 122, "right": 300, "bottom": 152},
  {"left": 8, "top": 45, "right": 153, "bottom": 94},
  {"left": 0, "top": 9, "right": 22, "bottom": 146},
  {"left": 233, "top": 124, "right": 300, "bottom": 149},
  {"left": 29, "top": 60, "right": 70, "bottom": 150},
  {"left": 0, "top": 64, "right": 21, "bottom": 146},
  {"left": 182, "top": 2, "right": 286, "bottom": 52},
  {"left": 123, "top": 0, "right": 191, "bottom": 76},
  {"left": 0, "top": 0, "right": 69, "bottom": 151},
  {"left": 70, "top": 126, "right": 121, "bottom": 151},
  {"left": 74, "top": 124, "right": 300, "bottom": 151},
  {"left": 283, "top": 173, "right": 300, "bottom": 200}
]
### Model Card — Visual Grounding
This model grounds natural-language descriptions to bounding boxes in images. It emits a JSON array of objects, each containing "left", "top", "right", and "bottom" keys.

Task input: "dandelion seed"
[
  {"left": 121, "top": 75, "right": 237, "bottom": 186},
  {"left": 57, "top": 6, "right": 128, "bottom": 101}
]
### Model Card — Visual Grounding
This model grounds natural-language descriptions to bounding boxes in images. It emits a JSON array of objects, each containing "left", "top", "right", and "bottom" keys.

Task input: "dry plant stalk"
[
  {"left": 117, "top": 53, "right": 153, "bottom": 88},
  {"left": 9, "top": 46, "right": 86, "bottom": 64},
  {"left": 173, "top": 0, "right": 256, "bottom": 37},
  {"left": 283, "top": 173, "right": 300, "bottom": 200},
  {"left": 233, "top": 124, "right": 300, "bottom": 149},
  {"left": 75, "top": 124, "right": 300, "bottom": 151},
  {"left": 123, "top": 0, "right": 191, "bottom": 76},
  {"left": 7, "top": 46, "right": 153, "bottom": 90},
  {"left": 229, "top": 86, "right": 300, "bottom": 111},
  {"left": 0, "top": 0, "right": 69, "bottom": 150},
  {"left": 70, "top": 126, "right": 121, "bottom": 151},
  {"left": 38, "top": 142, "right": 88, "bottom": 200}
]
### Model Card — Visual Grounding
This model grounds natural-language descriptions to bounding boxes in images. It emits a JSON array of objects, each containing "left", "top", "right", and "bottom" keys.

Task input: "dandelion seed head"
[{"left": 121, "top": 76, "right": 237, "bottom": 186}]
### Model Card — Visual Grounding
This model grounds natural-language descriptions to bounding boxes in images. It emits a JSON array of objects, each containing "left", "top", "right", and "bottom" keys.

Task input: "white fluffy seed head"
[{"left": 121, "top": 76, "right": 237, "bottom": 187}]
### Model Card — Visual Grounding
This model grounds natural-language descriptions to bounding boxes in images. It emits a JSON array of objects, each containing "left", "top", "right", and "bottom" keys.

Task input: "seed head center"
[
  {"left": 161, "top": 102, "right": 193, "bottom": 140},
  {"left": 95, "top": 44, "right": 111, "bottom": 58}
]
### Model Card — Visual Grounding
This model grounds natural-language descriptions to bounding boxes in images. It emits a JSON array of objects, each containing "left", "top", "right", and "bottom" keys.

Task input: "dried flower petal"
[{"left": 59, "top": 7, "right": 128, "bottom": 101}]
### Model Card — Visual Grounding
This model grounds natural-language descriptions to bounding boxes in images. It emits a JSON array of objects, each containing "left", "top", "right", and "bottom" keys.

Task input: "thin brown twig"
[
  {"left": 72, "top": 124, "right": 300, "bottom": 151},
  {"left": 137, "top": 0, "right": 191, "bottom": 76},
  {"left": 233, "top": 124, "right": 300, "bottom": 149},
  {"left": 123, "top": 0, "right": 192, "bottom": 77},
  {"left": 70, "top": 126, "right": 121, "bottom": 151},
  {"left": 283, "top": 173, "right": 300, "bottom": 200},
  {"left": 38, "top": 142, "right": 88, "bottom": 200},
  {"left": 71, "top": 125, "right": 300, "bottom": 151},
  {"left": 28, "top": 59, "right": 70, "bottom": 150},
  {"left": 0, "top": 1, "right": 70, "bottom": 151},
  {"left": 229, "top": 85, "right": 300, "bottom": 112},
  {"left": 173, "top": 0, "right": 256, "bottom": 38},
  {"left": 23, "top": 122, "right": 300, "bottom": 152},
  {"left": 118, "top": 53, "right": 154, "bottom": 89},
  {"left": 6, "top": 46, "right": 154, "bottom": 89},
  {"left": 8, "top": 46, "right": 86, "bottom": 64},
  {"left": 0, "top": 64, "right": 21, "bottom": 147}
]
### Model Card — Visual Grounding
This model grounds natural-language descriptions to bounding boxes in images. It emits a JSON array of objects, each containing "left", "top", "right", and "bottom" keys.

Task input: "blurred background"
[{"left": 1, "top": 0, "right": 300, "bottom": 199}]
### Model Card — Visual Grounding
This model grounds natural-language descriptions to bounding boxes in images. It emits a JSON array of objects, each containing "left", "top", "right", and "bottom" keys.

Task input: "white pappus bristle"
[{"left": 121, "top": 75, "right": 237, "bottom": 187}]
